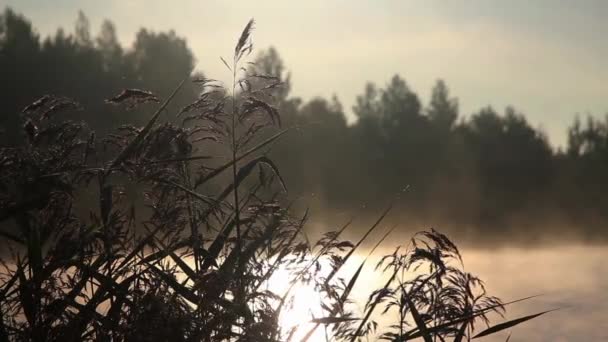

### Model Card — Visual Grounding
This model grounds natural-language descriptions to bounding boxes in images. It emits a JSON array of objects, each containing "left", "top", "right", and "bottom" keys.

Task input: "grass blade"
[
  {"left": 472, "top": 309, "right": 559, "bottom": 339},
  {"left": 194, "top": 127, "right": 291, "bottom": 188},
  {"left": 404, "top": 295, "right": 543, "bottom": 340},
  {"left": 401, "top": 283, "right": 433, "bottom": 342},
  {"left": 325, "top": 205, "right": 392, "bottom": 284},
  {"left": 310, "top": 317, "right": 360, "bottom": 325},
  {"left": 106, "top": 75, "right": 190, "bottom": 174}
]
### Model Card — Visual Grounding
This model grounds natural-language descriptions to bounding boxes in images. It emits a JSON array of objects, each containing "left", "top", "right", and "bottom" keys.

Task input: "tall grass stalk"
[{"left": 0, "top": 20, "right": 550, "bottom": 342}]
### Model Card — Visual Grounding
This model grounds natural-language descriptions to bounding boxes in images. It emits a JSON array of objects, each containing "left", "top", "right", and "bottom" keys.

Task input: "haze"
[
  {"left": 6, "top": 0, "right": 608, "bottom": 147},
  {"left": 1, "top": 1, "right": 608, "bottom": 341}
]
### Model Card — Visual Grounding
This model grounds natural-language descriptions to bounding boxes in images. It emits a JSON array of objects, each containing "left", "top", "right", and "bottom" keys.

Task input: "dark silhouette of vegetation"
[
  {"left": 1, "top": 7, "right": 607, "bottom": 245},
  {"left": 0, "top": 14, "right": 550, "bottom": 341},
  {"left": 0, "top": 8, "right": 200, "bottom": 144}
]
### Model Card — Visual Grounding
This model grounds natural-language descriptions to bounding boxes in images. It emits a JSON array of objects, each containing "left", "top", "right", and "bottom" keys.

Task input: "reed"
[{"left": 0, "top": 20, "right": 548, "bottom": 342}]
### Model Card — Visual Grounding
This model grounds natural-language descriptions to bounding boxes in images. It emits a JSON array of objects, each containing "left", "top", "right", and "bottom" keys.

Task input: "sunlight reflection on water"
[
  {"left": 10, "top": 243, "right": 602, "bottom": 341},
  {"left": 266, "top": 262, "right": 326, "bottom": 341},
  {"left": 340, "top": 244, "right": 608, "bottom": 341},
  {"left": 268, "top": 244, "right": 608, "bottom": 341}
]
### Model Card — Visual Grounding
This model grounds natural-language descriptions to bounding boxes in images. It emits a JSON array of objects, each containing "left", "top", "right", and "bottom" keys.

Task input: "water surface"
[{"left": 342, "top": 245, "right": 608, "bottom": 341}]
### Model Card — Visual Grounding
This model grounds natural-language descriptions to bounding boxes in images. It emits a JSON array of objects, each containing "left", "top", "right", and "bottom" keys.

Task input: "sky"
[{"left": 4, "top": 0, "right": 607, "bottom": 147}]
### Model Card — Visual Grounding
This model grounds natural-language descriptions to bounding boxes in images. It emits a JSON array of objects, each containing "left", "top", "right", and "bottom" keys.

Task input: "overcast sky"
[{"left": 5, "top": 0, "right": 607, "bottom": 147}]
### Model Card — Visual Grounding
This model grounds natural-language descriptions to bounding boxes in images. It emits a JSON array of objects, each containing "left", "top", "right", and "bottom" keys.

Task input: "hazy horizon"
[
  {"left": 1, "top": 3, "right": 607, "bottom": 340},
  {"left": 5, "top": 0, "right": 608, "bottom": 147}
]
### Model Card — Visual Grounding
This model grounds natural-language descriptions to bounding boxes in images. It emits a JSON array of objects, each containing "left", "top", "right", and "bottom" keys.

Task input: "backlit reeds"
[{"left": 0, "top": 20, "right": 549, "bottom": 342}]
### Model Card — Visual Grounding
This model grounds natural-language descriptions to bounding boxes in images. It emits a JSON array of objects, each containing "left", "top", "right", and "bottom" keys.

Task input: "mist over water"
[
  {"left": 1, "top": 3, "right": 607, "bottom": 341},
  {"left": 464, "top": 245, "right": 608, "bottom": 341},
  {"left": 298, "top": 212, "right": 608, "bottom": 340},
  {"left": 342, "top": 244, "right": 608, "bottom": 341}
]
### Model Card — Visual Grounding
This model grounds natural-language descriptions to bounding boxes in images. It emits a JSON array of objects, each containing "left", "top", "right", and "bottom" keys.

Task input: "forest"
[
  {"left": 2, "top": 8, "right": 607, "bottom": 243},
  {"left": 0, "top": 6, "right": 597, "bottom": 341}
]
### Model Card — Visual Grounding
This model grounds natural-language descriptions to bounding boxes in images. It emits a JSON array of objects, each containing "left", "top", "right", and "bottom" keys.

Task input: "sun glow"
[{"left": 266, "top": 263, "right": 327, "bottom": 341}]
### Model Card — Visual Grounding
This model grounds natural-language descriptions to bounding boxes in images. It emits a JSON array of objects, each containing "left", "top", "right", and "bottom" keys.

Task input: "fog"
[
  {"left": 463, "top": 245, "right": 608, "bottom": 341},
  {"left": 2, "top": 5, "right": 608, "bottom": 242},
  {"left": 5, "top": 0, "right": 608, "bottom": 146},
  {"left": 1, "top": 2, "right": 607, "bottom": 341}
]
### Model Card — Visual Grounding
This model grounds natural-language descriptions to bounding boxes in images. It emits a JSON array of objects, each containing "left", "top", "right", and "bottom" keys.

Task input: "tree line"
[{"left": 2, "top": 8, "right": 607, "bottom": 243}]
